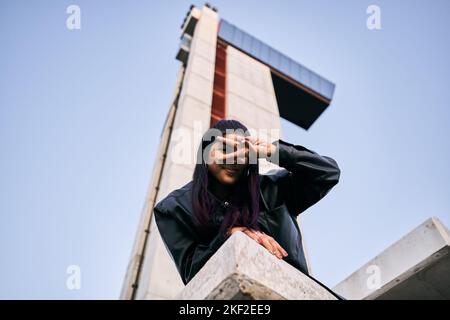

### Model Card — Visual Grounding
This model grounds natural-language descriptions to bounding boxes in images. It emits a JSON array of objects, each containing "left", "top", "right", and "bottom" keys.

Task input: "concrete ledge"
[
  {"left": 334, "top": 217, "right": 450, "bottom": 300},
  {"left": 177, "top": 232, "right": 337, "bottom": 300}
]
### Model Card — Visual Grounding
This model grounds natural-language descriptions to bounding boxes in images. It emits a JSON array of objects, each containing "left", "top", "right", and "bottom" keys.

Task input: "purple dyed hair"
[{"left": 192, "top": 119, "right": 260, "bottom": 238}]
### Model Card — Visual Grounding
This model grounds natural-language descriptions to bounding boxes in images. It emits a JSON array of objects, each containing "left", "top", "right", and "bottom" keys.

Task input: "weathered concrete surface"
[
  {"left": 333, "top": 217, "right": 450, "bottom": 300},
  {"left": 177, "top": 232, "right": 337, "bottom": 300}
]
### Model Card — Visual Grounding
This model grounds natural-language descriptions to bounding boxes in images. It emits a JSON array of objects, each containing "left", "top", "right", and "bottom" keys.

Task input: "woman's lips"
[{"left": 223, "top": 167, "right": 239, "bottom": 176}]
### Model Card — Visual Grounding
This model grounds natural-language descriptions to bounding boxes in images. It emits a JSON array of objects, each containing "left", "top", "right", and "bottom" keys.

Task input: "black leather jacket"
[{"left": 154, "top": 139, "right": 341, "bottom": 287}]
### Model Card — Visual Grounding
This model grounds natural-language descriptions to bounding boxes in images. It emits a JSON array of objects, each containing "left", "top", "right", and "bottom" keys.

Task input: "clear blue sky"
[{"left": 1, "top": 0, "right": 449, "bottom": 299}]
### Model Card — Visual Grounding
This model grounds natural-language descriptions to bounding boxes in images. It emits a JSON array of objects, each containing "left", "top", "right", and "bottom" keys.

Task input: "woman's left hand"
[
  {"left": 243, "top": 136, "right": 276, "bottom": 159},
  {"left": 242, "top": 228, "right": 288, "bottom": 260}
]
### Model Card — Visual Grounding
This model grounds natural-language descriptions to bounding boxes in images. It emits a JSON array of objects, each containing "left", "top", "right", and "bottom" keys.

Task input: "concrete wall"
[{"left": 226, "top": 45, "right": 282, "bottom": 174}]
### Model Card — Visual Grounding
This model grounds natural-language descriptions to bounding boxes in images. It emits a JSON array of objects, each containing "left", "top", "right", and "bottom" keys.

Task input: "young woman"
[{"left": 154, "top": 119, "right": 342, "bottom": 298}]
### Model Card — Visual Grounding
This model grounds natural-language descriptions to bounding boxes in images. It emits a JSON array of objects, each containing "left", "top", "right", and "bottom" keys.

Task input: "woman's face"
[{"left": 207, "top": 133, "right": 248, "bottom": 185}]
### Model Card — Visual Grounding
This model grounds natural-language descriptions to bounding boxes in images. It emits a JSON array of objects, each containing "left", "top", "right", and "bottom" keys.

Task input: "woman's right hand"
[{"left": 227, "top": 227, "right": 288, "bottom": 259}]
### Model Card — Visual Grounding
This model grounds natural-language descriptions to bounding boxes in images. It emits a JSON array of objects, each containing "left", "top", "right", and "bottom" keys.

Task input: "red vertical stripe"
[{"left": 210, "top": 40, "right": 227, "bottom": 127}]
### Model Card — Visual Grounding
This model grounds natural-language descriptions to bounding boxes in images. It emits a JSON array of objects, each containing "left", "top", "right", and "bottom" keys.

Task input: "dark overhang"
[{"left": 218, "top": 19, "right": 335, "bottom": 130}]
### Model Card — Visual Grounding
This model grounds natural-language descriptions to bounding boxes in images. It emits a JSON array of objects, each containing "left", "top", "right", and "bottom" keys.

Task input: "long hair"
[{"left": 192, "top": 119, "right": 260, "bottom": 238}]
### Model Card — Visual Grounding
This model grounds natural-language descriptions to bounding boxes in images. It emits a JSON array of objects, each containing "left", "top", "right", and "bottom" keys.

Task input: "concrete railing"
[{"left": 177, "top": 232, "right": 337, "bottom": 300}]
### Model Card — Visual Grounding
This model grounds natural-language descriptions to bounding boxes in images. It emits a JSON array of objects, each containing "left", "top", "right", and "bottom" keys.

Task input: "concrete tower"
[{"left": 121, "top": 4, "right": 335, "bottom": 300}]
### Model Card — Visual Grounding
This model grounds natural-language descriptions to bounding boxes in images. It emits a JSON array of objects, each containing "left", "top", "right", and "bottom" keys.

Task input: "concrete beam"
[
  {"left": 177, "top": 232, "right": 337, "bottom": 300},
  {"left": 334, "top": 217, "right": 450, "bottom": 300}
]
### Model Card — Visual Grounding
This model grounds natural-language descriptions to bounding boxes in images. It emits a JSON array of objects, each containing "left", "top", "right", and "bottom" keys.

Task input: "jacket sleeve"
[
  {"left": 269, "top": 139, "right": 341, "bottom": 216},
  {"left": 154, "top": 203, "right": 228, "bottom": 285}
]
